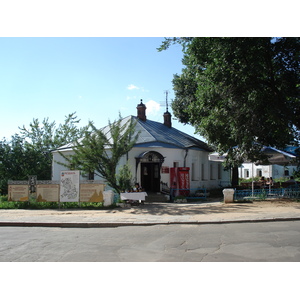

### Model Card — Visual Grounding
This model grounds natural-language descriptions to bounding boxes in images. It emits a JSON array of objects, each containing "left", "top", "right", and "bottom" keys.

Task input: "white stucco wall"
[
  {"left": 52, "top": 146, "right": 230, "bottom": 190},
  {"left": 52, "top": 149, "right": 75, "bottom": 180},
  {"left": 239, "top": 163, "right": 297, "bottom": 180}
]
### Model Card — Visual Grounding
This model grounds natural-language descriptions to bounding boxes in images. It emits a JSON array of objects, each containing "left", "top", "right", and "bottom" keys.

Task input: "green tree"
[
  {"left": 0, "top": 113, "right": 88, "bottom": 194},
  {"left": 159, "top": 37, "right": 300, "bottom": 183},
  {"left": 18, "top": 112, "right": 89, "bottom": 179},
  {"left": 116, "top": 163, "right": 134, "bottom": 192},
  {"left": 19, "top": 112, "right": 88, "bottom": 151},
  {"left": 58, "top": 115, "right": 139, "bottom": 193},
  {"left": 0, "top": 135, "right": 49, "bottom": 193}
]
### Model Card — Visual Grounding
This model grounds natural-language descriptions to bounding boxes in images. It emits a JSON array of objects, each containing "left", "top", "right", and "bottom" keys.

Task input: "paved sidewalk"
[{"left": 1, "top": 199, "right": 300, "bottom": 227}]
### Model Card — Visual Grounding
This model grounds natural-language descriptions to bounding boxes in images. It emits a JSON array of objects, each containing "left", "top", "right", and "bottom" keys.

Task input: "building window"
[
  {"left": 192, "top": 163, "right": 196, "bottom": 181},
  {"left": 284, "top": 169, "right": 289, "bottom": 176},
  {"left": 256, "top": 169, "right": 262, "bottom": 177},
  {"left": 201, "top": 163, "right": 206, "bottom": 180},
  {"left": 218, "top": 164, "right": 222, "bottom": 180},
  {"left": 244, "top": 169, "right": 249, "bottom": 178},
  {"left": 210, "top": 164, "right": 214, "bottom": 180}
]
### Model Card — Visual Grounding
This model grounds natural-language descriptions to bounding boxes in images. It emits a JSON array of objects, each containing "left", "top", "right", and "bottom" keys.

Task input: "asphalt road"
[{"left": 1, "top": 221, "right": 300, "bottom": 261}]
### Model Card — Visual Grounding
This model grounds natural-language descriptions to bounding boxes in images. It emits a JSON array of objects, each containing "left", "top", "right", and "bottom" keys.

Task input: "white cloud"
[
  {"left": 127, "top": 84, "right": 139, "bottom": 90},
  {"left": 145, "top": 100, "right": 161, "bottom": 116}
]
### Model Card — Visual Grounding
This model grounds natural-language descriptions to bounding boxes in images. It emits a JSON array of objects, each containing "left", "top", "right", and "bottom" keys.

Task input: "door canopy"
[{"left": 136, "top": 151, "right": 165, "bottom": 164}]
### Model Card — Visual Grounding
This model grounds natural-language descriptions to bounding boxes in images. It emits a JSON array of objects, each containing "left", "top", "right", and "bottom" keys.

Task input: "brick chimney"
[
  {"left": 163, "top": 110, "right": 172, "bottom": 128},
  {"left": 137, "top": 99, "right": 146, "bottom": 121}
]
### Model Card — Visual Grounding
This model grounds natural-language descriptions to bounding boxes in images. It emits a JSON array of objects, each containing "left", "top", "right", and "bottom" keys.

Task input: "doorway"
[{"left": 141, "top": 163, "right": 160, "bottom": 192}]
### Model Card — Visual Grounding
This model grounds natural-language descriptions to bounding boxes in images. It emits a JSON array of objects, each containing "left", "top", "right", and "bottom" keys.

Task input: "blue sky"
[
  {"left": 0, "top": 2, "right": 296, "bottom": 143},
  {"left": 0, "top": 37, "right": 204, "bottom": 141}
]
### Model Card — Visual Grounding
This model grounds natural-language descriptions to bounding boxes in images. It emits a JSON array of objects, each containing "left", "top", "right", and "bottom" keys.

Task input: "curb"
[{"left": 1, "top": 217, "right": 300, "bottom": 228}]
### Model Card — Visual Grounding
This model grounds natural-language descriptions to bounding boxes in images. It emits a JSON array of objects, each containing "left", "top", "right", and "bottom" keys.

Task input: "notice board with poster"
[
  {"left": 36, "top": 184, "right": 60, "bottom": 202},
  {"left": 8, "top": 185, "right": 29, "bottom": 201},
  {"left": 80, "top": 183, "right": 105, "bottom": 202},
  {"left": 60, "top": 171, "right": 80, "bottom": 202}
]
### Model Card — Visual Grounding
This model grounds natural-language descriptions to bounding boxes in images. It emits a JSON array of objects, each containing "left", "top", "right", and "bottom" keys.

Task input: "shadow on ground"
[
  {"left": 111, "top": 200, "right": 258, "bottom": 216},
  {"left": 108, "top": 198, "right": 300, "bottom": 217}
]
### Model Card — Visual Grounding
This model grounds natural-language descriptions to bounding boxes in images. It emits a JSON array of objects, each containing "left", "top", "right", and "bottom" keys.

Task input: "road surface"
[{"left": 1, "top": 221, "right": 300, "bottom": 261}]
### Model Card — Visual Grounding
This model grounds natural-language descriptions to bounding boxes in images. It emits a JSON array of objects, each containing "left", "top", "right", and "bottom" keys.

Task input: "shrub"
[{"left": 0, "top": 196, "right": 114, "bottom": 210}]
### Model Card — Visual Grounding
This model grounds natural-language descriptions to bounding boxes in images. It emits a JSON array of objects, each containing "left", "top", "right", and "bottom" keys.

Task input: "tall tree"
[
  {"left": 19, "top": 112, "right": 88, "bottom": 151},
  {"left": 0, "top": 113, "right": 88, "bottom": 194},
  {"left": 0, "top": 135, "right": 49, "bottom": 193},
  {"left": 18, "top": 112, "right": 89, "bottom": 179},
  {"left": 159, "top": 37, "right": 300, "bottom": 169},
  {"left": 58, "top": 115, "right": 139, "bottom": 193}
]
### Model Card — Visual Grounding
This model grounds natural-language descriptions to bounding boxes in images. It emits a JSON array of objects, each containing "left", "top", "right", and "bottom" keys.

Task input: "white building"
[
  {"left": 239, "top": 163, "right": 297, "bottom": 180},
  {"left": 52, "top": 100, "right": 230, "bottom": 192}
]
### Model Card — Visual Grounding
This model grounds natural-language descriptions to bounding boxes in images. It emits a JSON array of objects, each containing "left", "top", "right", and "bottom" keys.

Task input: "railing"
[
  {"left": 160, "top": 181, "right": 170, "bottom": 194},
  {"left": 234, "top": 186, "right": 300, "bottom": 201},
  {"left": 282, "top": 188, "right": 300, "bottom": 199},
  {"left": 170, "top": 188, "right": 207, "bottom": 202}
]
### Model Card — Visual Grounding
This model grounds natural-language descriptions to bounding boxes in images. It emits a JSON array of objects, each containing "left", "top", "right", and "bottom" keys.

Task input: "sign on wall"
[
  {"left": 28, "top": 175, "right": 37, "bottom": 193},
  {"left": 80, "top": 183, "right": 105, "bottom": 202},
  {"left": 36, "top": 184, "right": 60, "bottom": 202},
  {"left": 60, "top": 171, "right": 80, "bottom": 202},
  {"left": 8, "top": 185, "right": 29, "bottom": 201},
  {"left": 161, "top": 166, "right": 169, "bottom": 173}
]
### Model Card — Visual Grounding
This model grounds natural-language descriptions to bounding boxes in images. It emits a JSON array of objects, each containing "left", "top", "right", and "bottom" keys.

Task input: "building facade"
[
  {"left": 239, "top": 163, "right": 297, "bottom": 180},
  {"left": 52, "top": 101, "right": 230, "bottom": 192}
]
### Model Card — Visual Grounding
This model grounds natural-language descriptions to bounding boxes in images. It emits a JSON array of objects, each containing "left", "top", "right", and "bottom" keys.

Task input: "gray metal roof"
[
  {"left": 54, "top": 115, "right": 212, "bottom": 152},
  {"left": 131, "top": 116, "right": 212, "bottom": 151}
]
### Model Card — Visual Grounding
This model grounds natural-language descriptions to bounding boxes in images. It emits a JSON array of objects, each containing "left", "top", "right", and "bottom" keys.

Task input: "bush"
[
  {"left": 0, "top": 195, "right": 114, "bottom": 210},
  {"left": 239, "top": 177, "right": 260, "bottom": 183},
  {"left": 0, "top": 195, "right": 8, "bottom": 202}
]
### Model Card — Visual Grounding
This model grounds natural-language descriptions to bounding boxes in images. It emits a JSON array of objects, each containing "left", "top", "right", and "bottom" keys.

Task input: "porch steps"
[{"left": 145, "top": 193, "right": 170, "bottom": 203}]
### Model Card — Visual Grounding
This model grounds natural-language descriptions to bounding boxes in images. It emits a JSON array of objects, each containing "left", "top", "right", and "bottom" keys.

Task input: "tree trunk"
[{"left": 231, "top": 166, "right": 239, "bottom": 187}]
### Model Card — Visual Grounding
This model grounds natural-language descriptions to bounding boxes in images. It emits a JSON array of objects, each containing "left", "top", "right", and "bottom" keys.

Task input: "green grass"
[{"left": 0, "top": 195, "right": 116, "bottom": 210}]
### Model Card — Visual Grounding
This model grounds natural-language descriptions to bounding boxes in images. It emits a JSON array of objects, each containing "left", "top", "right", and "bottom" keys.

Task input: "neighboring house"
[
  {"left": 239, "top": 146, "right": 299, "bottom": 180},
  {"left": 239, "top": 163, "right": 297, "bottom": 180},
  {"left": 52, "top": 100, "right": 230, "bottom": 192}
]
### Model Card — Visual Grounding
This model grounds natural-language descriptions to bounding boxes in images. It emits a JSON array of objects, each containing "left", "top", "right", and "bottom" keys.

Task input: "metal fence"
[
  {"left": 234, "top": 187, "right": 300, "bottom": 201},
  {"left": 170, "top": 188, "right": 207, "bottom": 202}
]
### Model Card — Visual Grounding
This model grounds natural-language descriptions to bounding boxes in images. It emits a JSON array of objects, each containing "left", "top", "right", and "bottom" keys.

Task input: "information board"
[
  {"left": 8, "top": 185, "right": 29, "bottom": 201},
  {"left": 80, "top": 183, "right": 105, "bottom": 202},
  {"left": 36, "top": 184, "right": 60, "bottom": 202},
  {"left": 60, "top": 171, "right": 80, "bottom": 202}
]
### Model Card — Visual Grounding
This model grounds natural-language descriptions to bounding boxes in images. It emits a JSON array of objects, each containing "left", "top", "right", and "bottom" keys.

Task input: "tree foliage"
[
  {"left": 159, "top": 37, "right": 300, "bottom": 166},
  {"left": 18, "top": 112, "right": 89, "bottom": 177},
  {"left": 0, "top": 112, "right": 88, "bottom": 194},
  {"left": 58, "top": 115, "right": 139, "bottom": 193},
  {"left": 116, "top": 163, "right": 134, "bottom": 192},
  {"left": 0, "top": 135, "right": 49, "bottom": 193},
  {"left": 19, "top": 112, "right": 88, "bottom": 151}
]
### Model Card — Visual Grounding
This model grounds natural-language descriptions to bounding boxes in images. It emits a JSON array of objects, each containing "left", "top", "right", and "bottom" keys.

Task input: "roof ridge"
[{"left": 53, "top": 115, "right": 211, "bottom": 152}]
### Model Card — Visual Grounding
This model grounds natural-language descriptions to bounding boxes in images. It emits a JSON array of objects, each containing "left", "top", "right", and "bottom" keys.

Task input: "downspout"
[{"left": 184, "top": 148, "right": 189, "bottom": 167}]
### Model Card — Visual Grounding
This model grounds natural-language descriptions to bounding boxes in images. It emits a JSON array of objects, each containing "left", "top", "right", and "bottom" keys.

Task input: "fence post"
[{"left": 170, "top": 188, "right": 174, "bottom": 202}]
